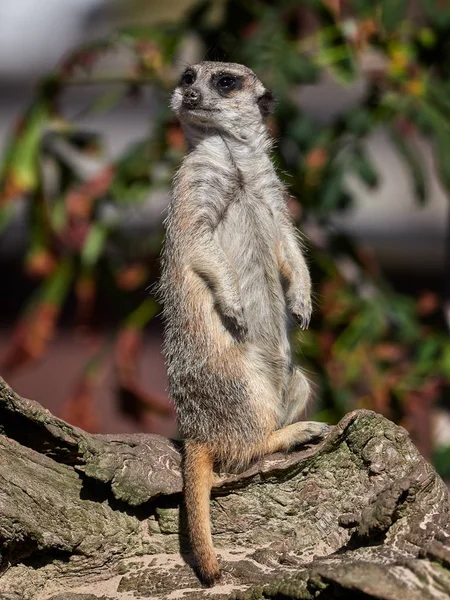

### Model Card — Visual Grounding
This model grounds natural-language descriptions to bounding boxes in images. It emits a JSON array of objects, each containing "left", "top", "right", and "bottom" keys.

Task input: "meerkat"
[{"left": 159, "top": 61, "right": 328, "bottom": 586}]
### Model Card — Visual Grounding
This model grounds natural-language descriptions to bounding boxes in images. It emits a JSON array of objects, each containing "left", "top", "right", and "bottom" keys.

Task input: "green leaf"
[
  {"left": 385, "top": 294, "right": 419, "bottom": 342},
  {"left": 388, "top": 126, "right": 427, "bottom": 203},
  {"left": 432, "top": 446, "right": 450, "bottom": 480},
  {"left": 351, "top": 146, "right": 379, "bottom": 189},
  {"left": 414, "top": 337, "right": 442, "bottom": 376},
  {"left": 110, "top": 139, "right": 153, "bottom": 205},
  {"left": 0, "top": 203, "right": 15, "bottom": 237},
  {"left": 319, "top": 169, "right": 345, "bottom": 212},
  {"left": 419, "top": 0, "right": 450, "bottom": 29},
  {"left": 50, "top": 197, "right": 67, "bottom": 232},
  {"left": 87, "top": 88, "right": 125, "bottom": 116},
  {"left": 434, "top": 129, "right": 450, "bottom": 192},
  {"left": 114, "top": 139, "right": 152, "bottom": 180},
  {"left": 289, "top": 115, "right": 318, "bottom": 148},
  {"left": 41, "top": 258, "right": 73, "bottom": 305},
  {"left": 125, "top": 297, "right": 159, "bottom": 329},
  {"left": 440, "top": 344, "right": 450, "bottom": 377},
  {"left": 317, "top": 26, "right": 356, "bottom": 84},
  {"left": 334, "top": 304, "right": 385, "bottom": 353},
  {"left": 342, "top": 349, "right": 366, "bottom": 384},
  {"left": 418, "top": 27, "right": 437, "bottom": 49},
  {"left": 81, "top": 223, "right": 109, "bottom": 268},
  {"left": 0, "top": 97, "right": 51, "bottom": 196},
  {"left": 417, "top": 95, "right": 450, "bottom": 192},
  {"left": 348, "top": 0, "right": 375, "bottom": 14},
  {"left": 380, "top": 0, "right": 408, "bottom": 33},
  {"left": 426, "top": 80, "right": 450, "bottom": 121},
  {"left": 417, "top": 337, "right": 440, "bottom": 363},
  {"left": 283, "top": 51, "right": 318, "bottom": 84},
  {"left": 344, "top": 109, "right": 373, "bottom": 137},
  {"left": 119, "top": 23, "right": 182, "bottom": 58}
]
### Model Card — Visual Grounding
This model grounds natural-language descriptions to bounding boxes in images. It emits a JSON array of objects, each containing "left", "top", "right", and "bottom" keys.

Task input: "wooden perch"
[{"left": 0, "top": 376, "right": 449, "bottom": 600}]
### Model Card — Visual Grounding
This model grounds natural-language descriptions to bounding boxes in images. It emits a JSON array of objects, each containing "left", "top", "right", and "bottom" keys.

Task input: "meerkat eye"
[
  {"left": 216, "top": 75, "right": 237, "bottom": 91},
  {"left": 180, "top": 71, "right": 196, "bottom": 86}
]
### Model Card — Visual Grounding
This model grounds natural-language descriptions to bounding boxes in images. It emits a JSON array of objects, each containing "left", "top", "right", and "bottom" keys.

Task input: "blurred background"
[{"left": 0, "top": 0, "right": 449, "bottom": 477}]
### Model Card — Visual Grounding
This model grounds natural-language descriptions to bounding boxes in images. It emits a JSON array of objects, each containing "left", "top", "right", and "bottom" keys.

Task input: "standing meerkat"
[{"left": 159, "top": 61, "right": 328, "bottom": 586}]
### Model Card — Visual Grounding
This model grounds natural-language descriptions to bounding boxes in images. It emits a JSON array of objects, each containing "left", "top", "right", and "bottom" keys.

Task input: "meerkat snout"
[{"left": 183, "top": 88, "right": 202, "bottom": 109}]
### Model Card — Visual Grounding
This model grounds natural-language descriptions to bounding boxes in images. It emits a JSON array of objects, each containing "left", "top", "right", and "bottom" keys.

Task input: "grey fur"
[{"left": 159, "top": 62, "right": 313, "bottom": 469}]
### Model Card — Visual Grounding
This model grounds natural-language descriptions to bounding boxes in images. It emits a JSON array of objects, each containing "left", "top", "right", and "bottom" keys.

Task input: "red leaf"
[
  {"left": 1, "top": 303, "right": 59, "bottom": 373},
  {"left": 25, "top": 250, "right": 57, "bottom": 279},
  {"left": 115, "top": 327, "right": 175, "bottom": 422},
  {"left": 116, "top": 264, "right": 148, "bottom": 291},
  {"left": 61, "top": 378, "right": 99, "bottom": 432}
]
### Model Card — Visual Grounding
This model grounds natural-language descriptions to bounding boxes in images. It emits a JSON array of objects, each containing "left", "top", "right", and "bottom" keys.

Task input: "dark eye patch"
[
  {"left": 180, "top": 70, "right": 196, "bottom": 86},
  {"left": 212, "top": 72, "right": 243, "bottom": 95}
]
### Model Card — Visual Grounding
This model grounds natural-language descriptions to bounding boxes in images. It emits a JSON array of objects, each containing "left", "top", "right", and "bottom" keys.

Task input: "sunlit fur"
[{"left": 159, "top": 61, "right": 326, "bottom": 586}]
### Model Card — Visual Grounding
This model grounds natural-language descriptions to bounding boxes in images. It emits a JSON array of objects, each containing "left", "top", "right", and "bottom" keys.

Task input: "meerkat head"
[{"left": 170, "top": 61, "right": 275, "bottom": 144}]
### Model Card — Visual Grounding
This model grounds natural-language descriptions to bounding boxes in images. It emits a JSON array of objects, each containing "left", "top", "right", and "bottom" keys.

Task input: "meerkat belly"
[{"left": 214, "top": 193, "right": 287, "bottom": 346}]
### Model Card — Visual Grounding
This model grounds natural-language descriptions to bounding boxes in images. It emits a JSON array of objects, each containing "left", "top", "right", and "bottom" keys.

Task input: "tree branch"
[{"left": 0, "top": 377, "right": 448, "bottom": 600}]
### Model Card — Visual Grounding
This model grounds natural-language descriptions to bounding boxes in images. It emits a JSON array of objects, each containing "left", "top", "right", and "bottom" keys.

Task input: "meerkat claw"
[
  {"left": 293, "top": 312, "right": 310, "bottom": 330},
  {"left": 224, "top": 308, "right": 248, "bottom": 338},
  {"left": 292, "top": 298, "right": 312, "bottom": 330},
  {"left": 299, "top": 421, "right": 330, "bottom": 444}
]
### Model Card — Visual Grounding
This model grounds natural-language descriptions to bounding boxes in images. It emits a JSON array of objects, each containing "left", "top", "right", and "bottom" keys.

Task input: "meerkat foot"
[
  {"left": 264, "top": 421, "right": 329, "bottom": 454},
  {"left": 291, "top": 421, "right": 329, "bottom": 446}
]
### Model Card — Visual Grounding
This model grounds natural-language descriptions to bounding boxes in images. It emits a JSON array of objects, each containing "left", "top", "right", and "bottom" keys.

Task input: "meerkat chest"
[
  {"left": 225, "top": 164, "right": 281, "bottom": 237},
  {"left": 215, "top": 184, "right": 281, "bottom": 265},
  {"left": 186, "top": 143, "right": 283, "bottom": 247}
]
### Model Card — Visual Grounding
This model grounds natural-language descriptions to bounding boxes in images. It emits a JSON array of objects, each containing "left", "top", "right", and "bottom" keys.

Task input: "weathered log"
[{"left": 0, "top": 376, "right": 449, "bottom": 600}]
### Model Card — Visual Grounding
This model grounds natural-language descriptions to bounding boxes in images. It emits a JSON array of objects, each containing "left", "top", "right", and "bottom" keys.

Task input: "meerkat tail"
[{"left": 183, "top": 440, "right": 221, "bottom": 586}]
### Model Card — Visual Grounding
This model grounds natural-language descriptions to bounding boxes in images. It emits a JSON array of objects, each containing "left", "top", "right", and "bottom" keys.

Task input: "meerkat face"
[{"left": 170, "top": 61, "right": 275, "bottom": 139}]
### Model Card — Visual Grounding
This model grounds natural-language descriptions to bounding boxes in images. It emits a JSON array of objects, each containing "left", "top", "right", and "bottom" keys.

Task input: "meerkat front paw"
[
  {"left": 291, "top": 295, "right": 312, "bottom": 330},
  {"left": 221, "top": 304, "right": 248, "bottom": 339}
]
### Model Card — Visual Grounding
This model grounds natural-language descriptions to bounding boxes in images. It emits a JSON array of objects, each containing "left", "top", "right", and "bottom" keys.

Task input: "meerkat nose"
[{"left": 183, "top": 88, "right": 202, "bottom": 109}]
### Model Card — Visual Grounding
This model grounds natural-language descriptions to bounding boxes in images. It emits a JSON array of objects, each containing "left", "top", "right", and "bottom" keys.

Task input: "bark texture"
[{"left": 0, "top": 376, "right": 449, "bottom": 600}]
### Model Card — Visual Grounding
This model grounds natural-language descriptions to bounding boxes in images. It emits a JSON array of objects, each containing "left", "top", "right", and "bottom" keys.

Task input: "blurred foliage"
[
  {"left": 433, "top": 445, "right": 450, "bottom": 480},
  {"left": 0, "top": 0, "right": 449, "bottom": 464}
]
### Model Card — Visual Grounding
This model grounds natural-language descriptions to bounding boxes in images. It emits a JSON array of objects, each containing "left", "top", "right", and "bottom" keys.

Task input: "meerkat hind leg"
[
  {"left": 280, "top": 366, "right": 312, "bottom": 428},
  {"left": 264, "top": 421, "right": 329, "bottom": 455}
]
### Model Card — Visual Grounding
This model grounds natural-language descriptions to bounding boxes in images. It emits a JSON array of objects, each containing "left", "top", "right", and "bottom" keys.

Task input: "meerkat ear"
[{"left": 257, "top": 90, "right": 276, "bottom": 117}]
